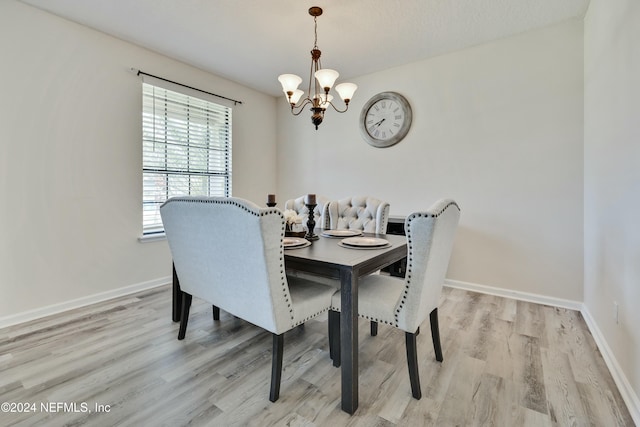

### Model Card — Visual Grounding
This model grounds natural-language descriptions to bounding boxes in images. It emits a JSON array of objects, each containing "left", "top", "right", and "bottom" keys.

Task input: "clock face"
[
  {"left": 359, "top": 92, "right": 412, "bottom": 148},
  {"left": 365, "top": 99, "right": 405, "bottom": 140}
]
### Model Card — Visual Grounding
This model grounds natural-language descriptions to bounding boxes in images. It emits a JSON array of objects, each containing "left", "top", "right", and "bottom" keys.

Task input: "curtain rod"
[{"left": 132, "top": 69, "right": 243, "bottom": 106}]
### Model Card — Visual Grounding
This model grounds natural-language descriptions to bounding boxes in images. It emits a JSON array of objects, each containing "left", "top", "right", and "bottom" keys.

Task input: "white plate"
[
  {"left": 285, "top": 240, "right": 311, "bottom": 250},
  {"left": 338, "top": 241, "right": 391, "bottom": 250},
  {"left": 283, "top": 237, "right": 308, "bottom": 248},
  {"left": 340, "top": 236, "right": 389, "bottom": 247},
  {"left": 321, "top": 229, "right": 363, "bottom": 238}
]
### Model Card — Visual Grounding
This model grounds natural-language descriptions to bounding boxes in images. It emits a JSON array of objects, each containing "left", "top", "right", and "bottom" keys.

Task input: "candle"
[
  {"left": 267, "top": 194, "right": 276, "bottom": 204},
  {"left": 305, "top": 193, "right": 316, "bottom": 205}
]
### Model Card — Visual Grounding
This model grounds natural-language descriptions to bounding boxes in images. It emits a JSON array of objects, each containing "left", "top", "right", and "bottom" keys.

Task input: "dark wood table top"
[{"left": 284, "top": 232, "right": 407, "bottom": 278}]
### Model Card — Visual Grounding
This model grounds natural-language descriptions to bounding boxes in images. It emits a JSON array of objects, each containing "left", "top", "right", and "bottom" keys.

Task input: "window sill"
[{"left": 138, "top": 233, "right": 166, "bottom": 243}]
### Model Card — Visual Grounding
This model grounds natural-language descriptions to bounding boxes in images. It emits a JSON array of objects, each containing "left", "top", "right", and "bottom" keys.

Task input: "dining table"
[{"left": 171, "top": 231, "right": 408, "bottom": 415}]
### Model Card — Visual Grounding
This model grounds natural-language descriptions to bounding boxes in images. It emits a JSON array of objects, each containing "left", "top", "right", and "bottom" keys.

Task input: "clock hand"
[{"left": 374, "top": 118, "right": 386, "bottom": 127}]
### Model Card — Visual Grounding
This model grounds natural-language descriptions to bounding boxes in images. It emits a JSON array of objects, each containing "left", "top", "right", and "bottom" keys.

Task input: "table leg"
[
  {"left": 340, "top": 269, "right": 358, "bottom": 414},
  {"left": 172, "top": 263, "right": 182, "bottom": 322}
]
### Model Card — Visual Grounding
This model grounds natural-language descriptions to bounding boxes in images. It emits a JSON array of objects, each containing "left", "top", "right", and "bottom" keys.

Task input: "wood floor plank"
[
  {"left": 515, "top": 299, "right": 547, "bottom": 345},
  {"left": 494, "top": 294, "right": 518, "bottom": 323},
  {"left": 375, "top": 368, "right": 412, "bottom": 424},
  {"left": 396, "top": 395, "right": 441, "bottom": 426},
  {"left": 435, "top": 354, "right": 486, "bottom": 426},
  {"left": 577, "top": 381, "right": 634, "bottom": 426},
  {"left": 517, "top": 334, "right": 548, "bottom": 414},
  {"left": 0, "top": 285, "right": 634, "bottom": 426},
  {"left": 483, "top": 317, "right": 516, "bottom": 380},
  {"left": 464, "top": 372, "right": 504, "bottom": 426},
  {"left": 464, "top": 307, "right": 494, "bottom": 361},
  {"left": 540, "top": 347, "right": 589, "bottom": 426}
]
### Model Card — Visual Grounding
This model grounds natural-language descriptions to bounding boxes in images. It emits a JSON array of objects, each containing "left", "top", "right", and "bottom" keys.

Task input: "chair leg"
[
  {"left": 370, "top": 321, "right": 378, "bottom": 336},
  {"left": 328, "top": 310, "right": 341, "bottom": 367},
  {"left": 405, "top": 328, "right": 422, "bottom": 399},
  {"left": 329, "top": 310, "right": 341, "bottom": 368},
  {"left": 172, "top": 264, "right": 181, "bottom": 323},
  {"left": 430, "top": 308, "right": 443, "bottom": 362},
  {"left": 328, "top": 313, "right": 334, "bottom": 360},
  {"left": 270, "top": 333, "right": 284, "bottom": 402},
  {"left": 212, "top": 305, "right": 220, "bottom": 321},
  {"left": 178, "top": 292, "right": 193, "bottom": 340}
]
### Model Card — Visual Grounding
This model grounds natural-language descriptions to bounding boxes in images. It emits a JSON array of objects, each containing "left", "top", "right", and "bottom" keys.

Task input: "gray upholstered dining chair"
[
  {"left": 326, "top": 196, "right": 390, "bottom": 234},
  {"left": 325, "top": 195, "right": 391, "bottom": 339},
  {"left": 328, "top": 199, "right": 460, "bottom": 399},
  {"left": 160, "top": 196, "right": 336, "bottom": 402},
  {"left": 284, "top": 194, "right": 330, "bottom": 230}
]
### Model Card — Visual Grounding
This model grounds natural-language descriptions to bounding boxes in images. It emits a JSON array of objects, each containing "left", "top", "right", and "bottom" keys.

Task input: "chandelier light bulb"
[
  {"left": 278, "top": 74, "right": 303, "bottom": 94},
  {"left": 335, "top": 82, "right": 358, "bottom": 102},
  {"left": 314, "top": 69, "right": 339, "bottom": 91},
  {"left": 290, "top": 89, "right": 304, "bottom": 105}
]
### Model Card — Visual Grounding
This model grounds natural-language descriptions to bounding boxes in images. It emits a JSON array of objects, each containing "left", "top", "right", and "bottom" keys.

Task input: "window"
[{"left": 142, "top": 82, "right": 232, "bottom": 235}]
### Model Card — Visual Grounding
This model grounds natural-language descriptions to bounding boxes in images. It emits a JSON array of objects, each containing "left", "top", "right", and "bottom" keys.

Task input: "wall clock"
[{"left": 359, "top": 91, "right": 412, "bottom": 148}]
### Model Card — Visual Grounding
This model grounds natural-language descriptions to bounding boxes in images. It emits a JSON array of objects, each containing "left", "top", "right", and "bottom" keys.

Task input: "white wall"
[
  {"left": 277, "top": 20, "right": 584, "bottom": 301},
  {"left": 584, "top": 0, "right": 640, "bottom": 412},
  {"left": 0, "top": 1, "right": 277, "bottom": 319}
]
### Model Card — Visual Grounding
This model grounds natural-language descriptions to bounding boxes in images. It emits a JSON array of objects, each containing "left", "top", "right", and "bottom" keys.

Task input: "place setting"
[
  {"left": 283, "top": 236, "right": 311, "bottom": 250},
  {"left": 320, "top": 229, "right": 363, "bottom": 238},
  {"left": 337, "top": 236, "right": 391, "bottom": 250},
  {"left": 320, "top": 228, "right": 390, "bottom": 250}
]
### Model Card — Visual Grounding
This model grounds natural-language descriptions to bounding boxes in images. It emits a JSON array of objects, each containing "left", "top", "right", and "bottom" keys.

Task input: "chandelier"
[{"left": 278, "top": 6, "right": 357, "bottom": 130}]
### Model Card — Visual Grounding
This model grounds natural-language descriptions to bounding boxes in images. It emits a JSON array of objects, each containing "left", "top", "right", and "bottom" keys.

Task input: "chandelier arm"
[
  {"left": 290, "top": 98, "right": 313, "bottom": 115},
  {"left": 326, "top": 100, "right": 349, "bottom": 113}
]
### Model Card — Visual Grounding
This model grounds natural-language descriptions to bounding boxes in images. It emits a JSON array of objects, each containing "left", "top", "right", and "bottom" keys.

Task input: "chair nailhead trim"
[
  {"left": 293, "top": 307, "right": 329, "bottom": 327},
  {"left": 161, "top": 196, "right": 286, "bottom": 220},
  {"left": 162, "top": 196, "right": 299, "bottom": 326},
  {"left": 394, "top": 201, "right": 460, "bottom": 327},
  {"left": 330, "top": 310, "right": 393, "bottom": 325},
  {"left": 361, "top": 314, "right": 393, "bottom": 325}
]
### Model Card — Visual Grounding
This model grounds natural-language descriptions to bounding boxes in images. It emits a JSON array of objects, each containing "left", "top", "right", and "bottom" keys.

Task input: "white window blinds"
[{"left": 142, "top": 82, "right": 232, "bottom": 234}]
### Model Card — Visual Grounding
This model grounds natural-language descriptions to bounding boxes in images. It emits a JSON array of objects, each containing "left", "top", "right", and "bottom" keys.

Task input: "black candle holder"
[
  {"left": 266, "top": 202, "right": 277, "bottom": 208},
  {"left": 304, "top": 203, "right": 319, "bottom": 241}
]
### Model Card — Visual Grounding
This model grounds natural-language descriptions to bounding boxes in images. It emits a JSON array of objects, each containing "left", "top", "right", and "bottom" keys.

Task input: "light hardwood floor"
[{"left": 0, "top": 285, "right": 634, "bottom": 426}]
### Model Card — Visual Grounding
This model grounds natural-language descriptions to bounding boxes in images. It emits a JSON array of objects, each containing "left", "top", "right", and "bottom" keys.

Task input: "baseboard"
[
  {"left": 0, "top": 277, "right": 170, "bottom": 329},
  {"left": 445, "top": 278, "right": 639, "bottom": 425},
  {"left": 444, "top": 279, "right": 583, "bottom": 311},
  {"left": 581, "top": 306, "right": 640, "bottom": 426}
]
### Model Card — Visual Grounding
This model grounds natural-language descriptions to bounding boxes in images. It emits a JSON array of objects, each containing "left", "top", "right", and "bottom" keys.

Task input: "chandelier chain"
[{"left": 314, "top": 16, "right": 318, "bottom": 49}]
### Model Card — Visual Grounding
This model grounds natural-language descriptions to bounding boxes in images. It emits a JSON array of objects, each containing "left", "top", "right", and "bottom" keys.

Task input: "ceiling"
[{"left": 21, "top": 0, "right": 590, "bottom": 96}]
